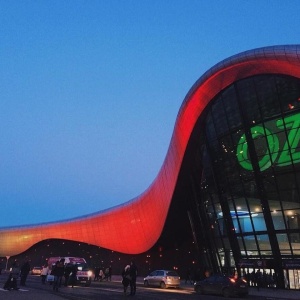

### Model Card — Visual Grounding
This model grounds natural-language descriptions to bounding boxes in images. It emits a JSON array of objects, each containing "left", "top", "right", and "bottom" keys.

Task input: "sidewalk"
[
  {"left": 1, "top": 274, "right": 300, "bottom": 299},
  {"left": 178, "top": 280, "right": 300, "bottom": 299},
  {"left": 247, "top": 286, "right": 300, "bottom": 300}
]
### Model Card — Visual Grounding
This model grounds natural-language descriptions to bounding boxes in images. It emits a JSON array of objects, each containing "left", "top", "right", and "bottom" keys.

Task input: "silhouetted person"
[
  {"left": 108, "top": 265, "right": 112, "bottom": 281},
  {"left": 52, "top": 258, "right": 65, "bottom": 291},
  {"left": 185, "top": 268, "right": 193, "bottom": 284},
  {"left": 121, "top": 265, "right": 131, "bottom": 295},
  {"left": 129, "top": 260, "right": 137, "bottom": 296},
  {"left": 94, "top": 267, "right": 100, "bottom": 281},
  {"left": 20, "top": 260, "right": 30, "bottom": 286},
  {"left": 69, "top": 264, "right": 78, "bottom": 288},
  {"left": 41, "top": 265, "right": 49, "bottom": 284},
  {"left": 4, "top": 262, "right": 20, "bottom": 290}
]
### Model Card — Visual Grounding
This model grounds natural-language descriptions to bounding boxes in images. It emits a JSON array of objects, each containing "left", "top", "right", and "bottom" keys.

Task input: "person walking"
[
  {"left": 108, "top": 265, "right": 112, "bottom": 281},
  {"left": 52, "top": 258, "right": 65, "bottom": 291},
  {"left": 20, "top": 260, "right": 30, "bottom": 286},
  {"left": 185, "top": 268, "right": 193, "bottom": 284},
  {"left": 4, "top": 262, "right": 20, "bottom": 290},
  {"left": 129, "top": 260, "right": 137, "bottom": 296},
  {"left": 41, "top": 264, "right": 49, "bottom": 284},
  {"left": 69, "top": 264, "right": 78, "bottom": 288},
  {"left": 121, "top": 265, "right": 131, "bottom": 295},
  {"left": 94, "top": 267, "right": 100, "bottom": 281}
]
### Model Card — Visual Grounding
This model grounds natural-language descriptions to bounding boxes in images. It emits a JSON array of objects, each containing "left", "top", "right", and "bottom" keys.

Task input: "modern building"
[{"left": 1, "top": 45, "right": 300, "bottom": 289}]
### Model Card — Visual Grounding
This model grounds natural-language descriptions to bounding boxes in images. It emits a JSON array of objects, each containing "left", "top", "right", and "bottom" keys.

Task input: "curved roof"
[{"left": 1, "top": 45, "right": 300, "bottom": 256}]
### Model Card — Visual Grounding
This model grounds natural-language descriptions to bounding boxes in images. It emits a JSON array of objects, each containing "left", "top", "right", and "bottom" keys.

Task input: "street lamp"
[{"left": 5, "top": 256, "right": 10, "bottom": 271}]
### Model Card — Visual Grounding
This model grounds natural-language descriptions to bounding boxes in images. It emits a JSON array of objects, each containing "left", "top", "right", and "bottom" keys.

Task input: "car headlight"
[{"left": 88, "top": 271, "right": 93, "bottom": 277}]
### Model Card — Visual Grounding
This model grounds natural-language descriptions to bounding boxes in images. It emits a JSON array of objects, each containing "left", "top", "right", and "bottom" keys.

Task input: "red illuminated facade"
[{"left": 1, "top": 45, "right": 300, "bottom": 279}]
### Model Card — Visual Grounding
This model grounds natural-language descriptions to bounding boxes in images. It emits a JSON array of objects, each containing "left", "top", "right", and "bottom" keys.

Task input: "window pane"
[{"left": 277, "top": 234, "right": 292, "bottom": 255}]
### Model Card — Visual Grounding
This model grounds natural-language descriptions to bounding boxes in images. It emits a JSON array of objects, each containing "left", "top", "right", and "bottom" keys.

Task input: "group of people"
[
  {"left": 2, "top": 258, "right": 138, "bottom": 295},
  {"left": 94, "top": 266, "right": 112, "bottom": 281},
  {"left": 51, "top": 258, "right": 78, "bottom": 291},
  {"left": 3, "top": 260, "right": 31, "bottom": 291},
  {"left": 245, "top": 269, "right": 277, "bottom": 290},
  {"left": 121, "top": 260, "right": 138, "bottom": 296}
]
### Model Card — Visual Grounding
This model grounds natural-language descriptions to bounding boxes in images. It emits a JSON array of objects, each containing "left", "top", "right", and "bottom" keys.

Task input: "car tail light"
[{"left": 229, "top": 278, "right": 236, "bottom": 283}]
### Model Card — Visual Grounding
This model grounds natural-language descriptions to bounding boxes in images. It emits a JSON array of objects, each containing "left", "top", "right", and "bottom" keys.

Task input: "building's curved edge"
[{"left": 1, "top": 44, "right": 300, "bottom": 257}]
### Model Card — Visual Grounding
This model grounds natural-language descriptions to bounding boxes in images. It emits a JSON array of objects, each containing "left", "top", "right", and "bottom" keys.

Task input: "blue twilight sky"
[{"left": 1, "top": 1, "right": 299, "bottom": 226}]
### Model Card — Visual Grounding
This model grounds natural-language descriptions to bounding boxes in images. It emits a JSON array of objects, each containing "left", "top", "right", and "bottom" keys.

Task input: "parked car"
[
  {"left": 194, "top": 274, "right": 248, "bottom": 298},
  {"left": 144, "top": 270, "right": 180, "bottom": 289},
  {"left": 31, "top": 266, "right": 43, "bottom": 275}
]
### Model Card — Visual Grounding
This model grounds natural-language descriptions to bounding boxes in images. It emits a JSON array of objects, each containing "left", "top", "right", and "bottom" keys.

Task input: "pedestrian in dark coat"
[
  {"left": 20, "top": 260, "right": 30, "bottom": 286},
  {"left": 129, "top": 260, "right": 138, "bottom": 295},
  {"left": 4, "top": 262, "right": 20, "bottom": 290},
  {"left": 69, "top": 264, "right": 78, "bottom": 288},
  {"left": 52, "top": 258, "right": 65, "bottom": 291},
  {"left": 121, "top": 265, "right": 131, "bottom": 295}
]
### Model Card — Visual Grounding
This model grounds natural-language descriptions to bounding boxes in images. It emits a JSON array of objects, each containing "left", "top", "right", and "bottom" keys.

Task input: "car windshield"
[{"left": 166, "top": 271, "right": 179, "bottom": 276}]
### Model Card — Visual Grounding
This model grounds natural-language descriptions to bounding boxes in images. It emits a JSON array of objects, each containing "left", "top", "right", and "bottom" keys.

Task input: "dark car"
[{"left": 194, "top": 274, "right": 248, "bottom": 298}]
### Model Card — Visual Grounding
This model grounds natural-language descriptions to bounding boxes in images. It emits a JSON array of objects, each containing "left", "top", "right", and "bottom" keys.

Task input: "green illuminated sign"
[{"left": 236, "top": 112, "right": 300, "bottom": 171}]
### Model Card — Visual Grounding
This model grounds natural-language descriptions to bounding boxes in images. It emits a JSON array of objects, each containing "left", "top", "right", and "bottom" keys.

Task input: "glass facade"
[{"left": 197, "top": 74, "right": 300, "bottom": 288}]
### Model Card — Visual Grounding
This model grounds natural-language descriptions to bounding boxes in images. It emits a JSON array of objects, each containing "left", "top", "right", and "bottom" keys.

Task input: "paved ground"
[{"left": 0, "top": 273, "right": 300, "bottom": 299}]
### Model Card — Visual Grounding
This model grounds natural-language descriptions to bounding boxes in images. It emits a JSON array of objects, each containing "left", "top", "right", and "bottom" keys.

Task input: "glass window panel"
[
  {"left": 226, "top": 167, "right": 243, "bottom": 187},
  {"left": 268, "top": 200, "right": 281, "bottom": 212},
  {"left": 277, "top": 234, "right": 292, "bottom": 255},
  {"left": 251, "top": 213, "right": 267, "bottom": 231},
  {"left": 222, "top": 87, "right": 242, "bottom": 130},
  {"left": 285, "top": 211, "right": 300, "bottom": 230},
  {"left": 266, "top": 192, "right": 280, "bottom": 203},
  {"left": 263, "top": 173, "right": 277, "bottom": 193},
  {"left": 257, "top": 234, "right": 272, "bottom": 251},
  {"left": 290, "top": 238, "right": 300, "bottom": 255},
  {"left": 279, "top": 189, "right": 300, "bottom": 205},
  {"left": 236, "top": 216, "right": 253, "bottom": 233},
  {"left": 260, "top": 251, "right": 273, "bottom": 255},
  {"left": 232, "top": 128, "right": 246, "bottom": 147},
  {"left": 237, "top": 237, "right": 246, "bottom": 252},
  {"left": 253, "top": 134, "right": 271, "bottom": 157},
  {"left": 206, "top": 111, "right": 218, "bottom": 141},
  {"left": 236, "top": 78, "right": 262, "bottom": 124},
  {"left": 211, "top": 100, "right": 229, "bottom": 136},
  {"left": 248, "top": 198, "right": 262, "bottom": 213},
  {"left": 276, "top": 173, "right": 296, "bottom": 190},
  {"left": 242, "top": 181, "right": 259, "bottom": 199},
  {"left": 296, "top": 172, "right": 300, "bottom": 187},
  {"left": 233, "top": 198, "right": 248, "bottom": 212},
  {"left": 255, "top": 75, "right": 281, "bottom": 119},
  {"left": 276, "top": 75, "right": 300, "bottom": 113},
  {"left": 264, "top": 117, "right": 285, "bottom": 135},
  {"left": 243, "top": 235, "right": 258, "bottom": 252},
  {"left": 271, "top": 210, "right": 286, "bottom": 230},
  {"left": 281, "top": 201, "right": 300, "bottom": 211},
  {"left": 216, "top": 217, "right": 226, "bottom": 236}
]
